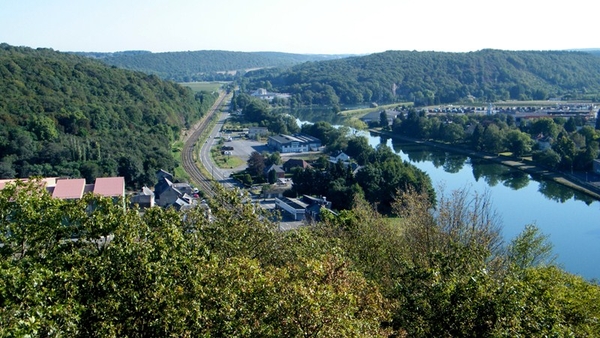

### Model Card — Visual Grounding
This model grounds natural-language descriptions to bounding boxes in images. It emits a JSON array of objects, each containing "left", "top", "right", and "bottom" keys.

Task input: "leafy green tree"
[
  {"left": 345, "top": 136, "right": 373, "bottom": 165},
  {"left": 380, "top": 110, "right": 389, "bottom": 129},
  {"left": 578, "top": 125, "right": 598, "bottom": 144},
  {"left": 533, "top": 148, "right": 561, "bottom": 168},
  {"left": 575, "top": 141, "right": 599, "bottom": 170},
  {"left": 529, "top": 118, "right": 561, "bottom": 139},
  {"left": 267, "top": 168, "right": 277, "bottom": 184},
  {"left": 438, "top": 122, "right": 465, "bottom": 144},
  {"left": 505, "top": 129, "right": 533, "bottom": 157},
  {"left": 345, "top": 117, "right": 368, "bottom": 133},
  {"left": 553, "top": 135, "right": 577, "bottom": 170},
  {"left": 470, "top": 123, "right": 485, "bottom": 151},
  {"left": 565, "top": 117, "right": 577, "bottom": 133},
  {"left": 246, "top": 151, "right": 265, "bottom": 177},
  {"left": 482, "top": 124, "right": 505, "bottom": 153},
  {"left": 117, "top": 155, "right": 144, "bottom": 189},
  {"left": 265, "top": 151, "right": 282, "bottom": 166},
  {"left": 507, "top": 224, "right": 556, "bottom": 270}
]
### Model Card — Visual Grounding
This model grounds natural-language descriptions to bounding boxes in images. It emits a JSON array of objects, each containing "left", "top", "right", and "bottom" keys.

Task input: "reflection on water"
[
  {"left": 274, "top": 107, "right": 347, "bottom": 126},
  {"left": 286, "top": 110, "right": 600, "bottom": 280},
  {"left": 390, "top": 139, "right": 596, "bottom": 204},
  {"left": 371, "top": 134, "right": 600, "bottom": 281}
]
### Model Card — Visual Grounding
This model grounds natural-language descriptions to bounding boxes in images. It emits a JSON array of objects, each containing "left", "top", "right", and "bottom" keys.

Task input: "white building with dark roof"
[
  {"left": 267, "top": 134, "right": 321, "bottom": 153},
  {"left": 250, "top": 88, "right": 291, "bottom": 101}
]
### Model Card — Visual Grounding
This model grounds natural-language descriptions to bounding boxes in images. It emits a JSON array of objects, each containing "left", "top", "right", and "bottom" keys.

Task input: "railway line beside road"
[{"left": 181, "top": 91, "right": 228, "bottom": 198}]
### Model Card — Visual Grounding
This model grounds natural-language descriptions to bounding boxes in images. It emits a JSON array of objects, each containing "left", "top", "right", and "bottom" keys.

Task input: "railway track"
[{"left": 181, "top": 91, "right": 228, "bottom": 199}]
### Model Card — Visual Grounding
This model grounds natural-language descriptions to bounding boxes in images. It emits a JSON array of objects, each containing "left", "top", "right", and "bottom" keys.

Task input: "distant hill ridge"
[
  {"left": 73, "top": 50, "right": 353, "bottom": 82},
  {"left": 240, "top": 49, "right": 600, "bottom": 106}
]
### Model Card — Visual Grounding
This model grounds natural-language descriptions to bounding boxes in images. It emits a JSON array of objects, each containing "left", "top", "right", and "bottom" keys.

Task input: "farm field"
[{"left": 180, "top": 81, "right": 228, "bottom": 93}]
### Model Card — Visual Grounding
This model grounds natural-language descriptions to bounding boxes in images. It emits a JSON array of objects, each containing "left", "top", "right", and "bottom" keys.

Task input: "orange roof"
[
  {"left": 93, "top": 177, "right": 125, "bottom": 197},
  {"left": 52, "top": 178, "right": 86, "bottom": 199}
]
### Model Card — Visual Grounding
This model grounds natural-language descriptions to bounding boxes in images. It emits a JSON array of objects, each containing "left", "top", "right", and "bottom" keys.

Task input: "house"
[
  {"left": 535, "top": 134, "right": 553, "bottom": 151},
  {"left": 155, "top": 177, "right": 196, "bottom": 208},
  {"left": 282, "top": 159, "right": 311, "bottom": 172},
  {"left": 50, "top": 178, "right": 90, "bottom": 200},
  {"left": 248, "top": 127, "right": 269, "bottom": 138},
  {"left": 264, "top": 164, "right": 285, "bottom": 180},
  {"left": 267, "top": 134, "right": 321, "bottom": 153},
  {"left": 329, "top": 150, "right": 350, "bottom": 164},
  {"left": 274, "top": 195, "right": 333, "bottom": 222},
  {"left": 250, "top": 88, "right": 291, "bottom": 101},
  {"left": 154, "top": 170, "right": 197, "bottom": 209},
  {"left": 0, "top": 176, "right": 125, "bottom": 207},
  {"left": 156, "top": 169, "right": 174, "bottom": 183},
  {"left": 0, "top": 177, "right": 58, "bottom": 192},
  {"left": 130, "top": 186, "right": 155, "bottom": 208},
  {"left": 275, "top": 196, "right": 308, "bottom": 221}
]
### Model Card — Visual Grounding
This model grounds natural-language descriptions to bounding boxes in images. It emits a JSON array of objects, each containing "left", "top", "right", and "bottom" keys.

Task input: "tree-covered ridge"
[
  {"left": 81, "top": 50, "right": 351, "bottom": 82},
  {"left": 243, "top": 49, "right": 600, "bottom": 106},
  {"left": 0, "top": 43, "right": 216, "bottom": 187}
]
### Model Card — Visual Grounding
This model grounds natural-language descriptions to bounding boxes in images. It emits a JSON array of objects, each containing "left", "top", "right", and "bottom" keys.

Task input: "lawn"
[
  {"left": 170, "top": 140, "right": 191, "bottom": 182},
  {"left": 339, "top": 102, "right": 413, "bottom": 118},
  {"left": 179, "top": 82, "right": 228, "bottom": 93},
  {"left": 210, "top": 147, "right": 245, "bottom": 169}
]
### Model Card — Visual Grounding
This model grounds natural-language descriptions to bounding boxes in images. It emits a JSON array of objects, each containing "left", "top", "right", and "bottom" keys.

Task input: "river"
[
  {"left": 367, "top": 133, "right": 600, "bottom": 281},
  {"left": 288, "top": 108, "right": 600, "bottom": 281}
]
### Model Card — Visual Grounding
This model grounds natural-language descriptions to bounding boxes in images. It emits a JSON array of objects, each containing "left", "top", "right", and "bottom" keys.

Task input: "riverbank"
[{"left": 371, "top": 129, "right": 600, "bottom": 201}]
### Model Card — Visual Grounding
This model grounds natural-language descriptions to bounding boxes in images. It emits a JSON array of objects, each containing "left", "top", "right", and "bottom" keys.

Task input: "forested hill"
[
  {"left": 243, "top": 49, "right": 600, "bottom": 106},
  {"left": 77, "top": 50, "right": 351, "bottom": 82},
  {"left": 0, "top": 43, "right": 216, "bottom": 187}
]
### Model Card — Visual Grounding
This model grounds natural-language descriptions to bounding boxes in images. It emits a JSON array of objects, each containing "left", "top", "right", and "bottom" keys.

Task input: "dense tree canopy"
[
  {"left": 80, "top": 50, "right": 349, "bottom": 82},
  {"left": 243, "top": 49, "right": 600, "bottom": 106},
  {"left": 2, "top": 180, "right": 598, "bottom": 337},
  {"left": 0, "top": 44, "right": 216, "bottom": 188},
  {"left": 390, "top": 110, "right": 600, "bottom": 172}
]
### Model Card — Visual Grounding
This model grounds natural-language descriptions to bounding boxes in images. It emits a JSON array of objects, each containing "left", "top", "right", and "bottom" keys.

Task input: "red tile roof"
[
  {"left": 52, "top": 178, "right": 86, "bottom": 199},
  {"left": 93, "top": 177, "right": 125, "bottom": 197}
]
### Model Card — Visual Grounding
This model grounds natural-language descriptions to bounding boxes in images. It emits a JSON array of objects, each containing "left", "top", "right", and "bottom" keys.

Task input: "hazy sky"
[{"left": 0, "top": 0, "right": 596, "bottom": 54}]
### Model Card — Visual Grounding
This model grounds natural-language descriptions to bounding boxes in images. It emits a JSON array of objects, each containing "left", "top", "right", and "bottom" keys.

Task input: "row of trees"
[
  {"left": 242, "top": 49, "right": 600, "bottom": 106},
  {"left": 0, "top": 44, "right": 217, "bottom": 188},
  {"left": 2, "top": 180, "right": 598, "bottom": 336},
  {"left": 391, "top": 108, "right": 600, "bottom": 172},
  {"left": 231, "top": 93, "right": 300, "bottom": 135}
]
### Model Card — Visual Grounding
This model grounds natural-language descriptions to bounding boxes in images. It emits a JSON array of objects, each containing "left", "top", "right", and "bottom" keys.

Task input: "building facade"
[{"left": 267, "top": 134, "right": 321, "bottom": 153}]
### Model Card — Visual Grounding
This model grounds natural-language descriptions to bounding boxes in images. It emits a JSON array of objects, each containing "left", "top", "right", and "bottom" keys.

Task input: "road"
[
  {"left": 197, "top": 111, "right": 243, "bottom": 189},
  {"left": 180, "top": 91, "right": 228, "bottom": 198}
]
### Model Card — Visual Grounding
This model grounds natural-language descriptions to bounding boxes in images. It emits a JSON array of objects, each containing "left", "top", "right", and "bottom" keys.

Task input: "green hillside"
[
  {"left": 77, "top": 50, "right": 351, "bottom": 82},
  {"left": 242, "top": 49, "right": 600, "bottom": 106},
  {"left": 0, "top": 43, "right": 216, "bottom": 187}
]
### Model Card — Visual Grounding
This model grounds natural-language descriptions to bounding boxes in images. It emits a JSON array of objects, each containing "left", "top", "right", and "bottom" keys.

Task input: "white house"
[
  {"left": 329, "top": 150, "right": 350, "bottom": 163},
  {"left": 267, "top": 134, "right": 321, "bottom": 153}
]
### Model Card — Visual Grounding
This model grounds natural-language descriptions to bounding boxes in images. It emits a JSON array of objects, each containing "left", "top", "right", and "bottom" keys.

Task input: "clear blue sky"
[{"left": 1, "top": 0, "right": 596, "bottom": 54}]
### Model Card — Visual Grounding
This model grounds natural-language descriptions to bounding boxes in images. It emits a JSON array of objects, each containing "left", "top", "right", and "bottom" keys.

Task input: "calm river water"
[
  {"left": 289, "top": 108, "right": 600, "bottom": 280},
  {"left": 366, "top": 133, "right": 600, "bottom": 281}
]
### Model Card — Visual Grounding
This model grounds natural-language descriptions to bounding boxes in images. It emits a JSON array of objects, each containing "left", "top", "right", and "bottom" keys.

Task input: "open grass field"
[
  {"left": 339, "top": 102, "right": 413, "bottom": 118},
  {"left": 210, "top": 147, "right": 245, "bottom": 169},
  {"left": 179, "top": 81, "right": 229, "bottom": 93},
  {"left": 170, "top": 140, "right": 191, "bottom": 182}
]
